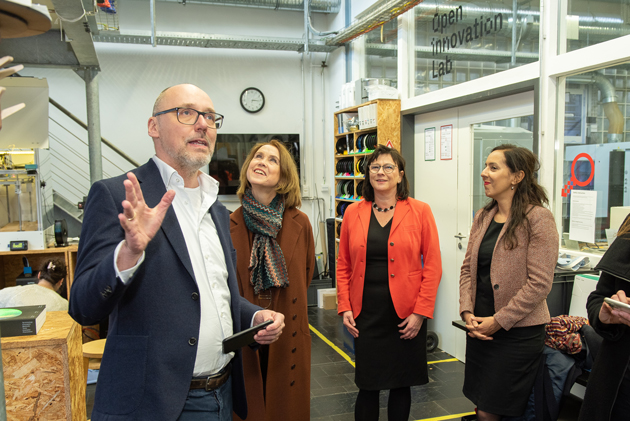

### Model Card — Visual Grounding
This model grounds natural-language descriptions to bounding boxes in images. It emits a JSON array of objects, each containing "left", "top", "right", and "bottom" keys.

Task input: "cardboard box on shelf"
[
  {"left": 322, "top": 293, "right": 337, "bottom": 310},
  {"left": 318, "top": 288, "right": 336, "bottom": 308}
]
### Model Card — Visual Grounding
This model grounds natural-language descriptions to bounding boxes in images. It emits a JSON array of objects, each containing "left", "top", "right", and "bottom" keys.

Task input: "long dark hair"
[
  {"left": 361, "top": 145, "right": 410, "bottom": 202},
  {"left": 481, "top": 144, "right": 549, "bottom": 250},
  {"left": 39, "top": 258, "right": 67, "bottom": 285}
]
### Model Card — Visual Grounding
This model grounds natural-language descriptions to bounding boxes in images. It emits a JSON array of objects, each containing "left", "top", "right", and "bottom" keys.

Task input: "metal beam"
[
  {"left": 92, "top": 31, "right": 339, "bottom": 53},
  {"left": 81, "top": 68, "right": 103, "bottom": 184},
  {"left": 49, "top": 0, "right": 100, "bottom": 67},
  {"left": 157, "top": 0, "right": 341, "bottom": 14}
]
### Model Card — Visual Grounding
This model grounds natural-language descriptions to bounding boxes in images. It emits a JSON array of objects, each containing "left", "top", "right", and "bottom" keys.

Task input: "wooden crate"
[{"left": 1, "top": 311, "right": 86, "bottom": 421}]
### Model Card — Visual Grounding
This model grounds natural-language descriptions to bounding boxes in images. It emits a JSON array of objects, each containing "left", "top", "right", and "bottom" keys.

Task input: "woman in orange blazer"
[
  {"left": 230, "top": 139, "right": 315, "bottom": 421},
  {"left": 459, "top": 145, "right": 559, "bottom": 421},
  {"left": 337, "top": 145, "right": 442, "bottom": 421}
]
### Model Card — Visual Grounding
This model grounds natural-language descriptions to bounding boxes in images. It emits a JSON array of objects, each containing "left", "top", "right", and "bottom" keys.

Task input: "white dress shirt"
[{"left": 114, "top": 156, "right": 234, "bottom": 376}]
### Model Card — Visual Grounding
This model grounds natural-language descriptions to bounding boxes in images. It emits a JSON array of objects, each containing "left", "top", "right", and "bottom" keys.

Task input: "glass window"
[
  {"left": 564, "top": 0, "right": 630, "bottom": 53},
  {"left": 472, "top": 116, "right": 535, "bottom": 213},
  {"left": 363, "top": 19, "right": 398, "bottom": 84},
  {"left": 413, "top": 0, "right": 540, "bottom": 96},
  {"left": 558, "top": 62, "right": 630, "bottom": 253}
]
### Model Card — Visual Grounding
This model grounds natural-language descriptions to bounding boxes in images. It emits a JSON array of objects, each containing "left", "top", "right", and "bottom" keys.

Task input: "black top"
[
  {"left": 366, "top": 213, "right": 392, "bottom": 263},
  {"left": 474, "top": 219, "right": 504, "bottom": 317}
]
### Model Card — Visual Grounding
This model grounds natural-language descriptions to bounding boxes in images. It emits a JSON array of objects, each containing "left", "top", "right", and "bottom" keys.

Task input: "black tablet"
[{"left": 222, "top": 319, "right": 274, "bottom": 354}]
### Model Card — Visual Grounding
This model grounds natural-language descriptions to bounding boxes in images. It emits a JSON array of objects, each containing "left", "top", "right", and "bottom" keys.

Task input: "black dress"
[
  {"left": 354, "top": 210, "right": 428, "bottom": 390},
  {"left": 463, "top": 219, "right": 545, "bottom": 417}
]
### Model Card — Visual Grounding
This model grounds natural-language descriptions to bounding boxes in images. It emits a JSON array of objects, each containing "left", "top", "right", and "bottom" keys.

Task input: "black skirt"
[
  {"left": 354, "top": 211, "right": 428, "bottom": 390},
  {"left": 463, "top": 324, "right": 545, "bottom": 417}
]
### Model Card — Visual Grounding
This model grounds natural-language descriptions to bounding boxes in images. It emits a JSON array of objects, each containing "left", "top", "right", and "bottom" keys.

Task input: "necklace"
[{"left": 373, "top": 202, "right": 396, "bottom": 212}]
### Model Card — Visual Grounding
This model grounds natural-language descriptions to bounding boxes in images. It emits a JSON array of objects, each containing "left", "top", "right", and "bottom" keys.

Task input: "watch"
[{"left": 240, "top": 87, "right": 265, "bottom": 113}]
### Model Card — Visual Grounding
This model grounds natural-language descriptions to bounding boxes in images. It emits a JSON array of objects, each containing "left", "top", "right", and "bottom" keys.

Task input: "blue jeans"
[{"left": 177, "top": 376, "right": 233, "bottom": 421}]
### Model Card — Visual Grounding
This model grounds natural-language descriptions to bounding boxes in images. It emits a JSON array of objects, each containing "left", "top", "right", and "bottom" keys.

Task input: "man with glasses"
[{"left": 69, "top": 84, "right": 285, "bottom": 421}]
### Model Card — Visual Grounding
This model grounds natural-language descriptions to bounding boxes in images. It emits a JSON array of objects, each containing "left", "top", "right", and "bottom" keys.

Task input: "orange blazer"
[{"left": 336, "top": 198, "right": 442, "bottom": 319}]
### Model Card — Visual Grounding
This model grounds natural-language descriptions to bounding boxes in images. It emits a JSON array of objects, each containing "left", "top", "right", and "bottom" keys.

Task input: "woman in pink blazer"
[
  {"left": 459, "top": 144, "right": 559, "bottom": 421},
  {"left": 337, "top": 145, "right": 442, "bottom": 421}
]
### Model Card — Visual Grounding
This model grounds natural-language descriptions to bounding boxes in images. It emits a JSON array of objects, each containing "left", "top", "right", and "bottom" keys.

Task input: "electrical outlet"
[{"left": 321, "top": 185, "right": 329, "bottom": 193}]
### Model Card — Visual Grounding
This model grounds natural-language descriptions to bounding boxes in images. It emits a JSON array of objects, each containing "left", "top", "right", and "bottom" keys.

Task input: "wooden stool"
[{"left": 82, "top": 338, "right": 106, "bottom": 384}]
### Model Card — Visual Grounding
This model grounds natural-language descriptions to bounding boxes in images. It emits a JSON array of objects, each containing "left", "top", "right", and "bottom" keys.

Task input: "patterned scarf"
[{"left": 242, "top": 189, "right": 289, "bottom": 294}]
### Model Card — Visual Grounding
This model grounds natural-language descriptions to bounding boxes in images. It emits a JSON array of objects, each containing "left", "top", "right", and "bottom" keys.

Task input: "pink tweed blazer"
[{"left": 459, "top": 205, "right": 559, "bottom": 330}]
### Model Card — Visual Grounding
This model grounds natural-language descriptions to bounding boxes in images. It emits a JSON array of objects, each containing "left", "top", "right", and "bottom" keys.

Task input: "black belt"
[{"left": 190, "top": 364, "right": 232, "bottom": 391}]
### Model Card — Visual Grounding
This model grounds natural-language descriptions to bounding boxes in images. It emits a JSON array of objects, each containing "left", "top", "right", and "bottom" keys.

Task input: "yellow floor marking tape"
[
  {"left": 428, "top": 358, "right": 458, "bottom": 364},
  {"left": 309, "top": 324, "right": 356, "bottom": 367},
  {"left": 309, "top": 324, "right": 472, "bottom": 421},
  {"left": 415, "top": 412, "right": 476, "bottom": 421}
]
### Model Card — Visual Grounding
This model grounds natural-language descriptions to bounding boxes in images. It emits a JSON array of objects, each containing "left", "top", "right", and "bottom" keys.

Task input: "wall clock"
[{"left": 240, "top": 87, "right": 265, "bottom": 113}]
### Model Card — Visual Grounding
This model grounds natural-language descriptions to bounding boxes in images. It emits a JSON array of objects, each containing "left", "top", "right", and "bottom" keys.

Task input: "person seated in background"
[
  {"left": 0, "top": 258, "right": 68, "bottom": 311},
  {"left": 578, "top": 214, "right": 630, "bottom": 421}
]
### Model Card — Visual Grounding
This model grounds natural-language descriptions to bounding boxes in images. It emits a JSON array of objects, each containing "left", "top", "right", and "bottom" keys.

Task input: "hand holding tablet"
[{"left": 222, "top": 319, "right": 274, "bottom": 354}]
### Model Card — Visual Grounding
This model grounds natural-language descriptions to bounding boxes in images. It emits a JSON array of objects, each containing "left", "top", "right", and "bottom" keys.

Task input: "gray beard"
[{"left": 165, "top": 144, "right": 214, "bottom": 173}]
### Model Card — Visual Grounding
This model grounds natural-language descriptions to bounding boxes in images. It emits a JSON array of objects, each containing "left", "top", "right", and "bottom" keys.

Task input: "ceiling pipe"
[
  {"left": 158, "top": 0, "right": 341, "bottom": 13},
  {"left": 567, "top": 73, "right": 624, "bottom": 143},
  {"left": 303, "top": 0, "right": 309, "bottom": 54},
  {"left": 308, "top": 15, "right": 338, "bottom": 36},
  {"left": 150, "top": 0, "right": 157, "bottom": 47}
]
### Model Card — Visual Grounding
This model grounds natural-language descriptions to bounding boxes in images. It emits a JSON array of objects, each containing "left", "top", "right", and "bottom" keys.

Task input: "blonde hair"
[{"left": 236, "top": 139, "right": 302, "bottom": 209}]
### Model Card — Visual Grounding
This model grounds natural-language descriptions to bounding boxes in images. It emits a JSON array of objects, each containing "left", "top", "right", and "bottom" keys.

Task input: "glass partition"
[
  {"left": 564, "top": 0, "right": 630, "bottom": 53},
  {"left": 413, "top": 0, "right": 539, "bottom": 96},
  {"left": 362, "top": 19, "right": 398, "bottom": 83},
  {"left": 472, "top": 116, "right": 535, "bottom": 213},
  {"left": 557, "top": 62, "right": 630, "bottom": 253}
]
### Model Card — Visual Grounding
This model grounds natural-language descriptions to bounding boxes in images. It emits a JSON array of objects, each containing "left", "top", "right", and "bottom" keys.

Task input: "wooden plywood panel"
[
  {"left": 1, "top": 312, "right": 85, "bottom": 421},
  {"left": 376, "top": 100, "right": 401, "bottom": 151},
  {"left": 3, "top": 343, "right": 69, "bottom": 420},
  {"left": 67, "top": 322, "right": 86, "bottom": 421}
]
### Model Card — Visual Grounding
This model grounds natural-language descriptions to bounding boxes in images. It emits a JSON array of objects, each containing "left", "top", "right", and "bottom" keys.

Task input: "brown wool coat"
[
  {"left": 459, "top": 205, "right": 559, "bottom": 330},
  {"left": 230, "top": 206, "right": 315, "bottom": 421}
]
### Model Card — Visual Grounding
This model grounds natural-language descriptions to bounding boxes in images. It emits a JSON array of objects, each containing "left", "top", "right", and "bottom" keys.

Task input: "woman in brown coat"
[{"left": 230, "top": 139, "right": 315, "bottom": 421}]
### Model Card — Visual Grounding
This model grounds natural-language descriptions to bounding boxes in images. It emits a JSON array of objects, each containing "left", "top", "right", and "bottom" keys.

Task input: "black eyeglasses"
[
  {"left": 369, "top": 164, "right": 397, "bottom": 174},
  {"left": 153, "top": 107, "right": 224, "bottom": 129}
]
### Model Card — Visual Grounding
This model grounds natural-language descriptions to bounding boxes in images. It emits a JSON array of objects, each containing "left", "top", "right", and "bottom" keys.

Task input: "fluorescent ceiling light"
[{"left": 0, "top": 150, "right": 35, "bottom": 155}]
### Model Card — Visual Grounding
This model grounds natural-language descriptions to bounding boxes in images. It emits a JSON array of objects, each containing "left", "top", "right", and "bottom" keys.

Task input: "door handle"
[{"left": 454, "top": 233, "right": 467, "bottom": 239}]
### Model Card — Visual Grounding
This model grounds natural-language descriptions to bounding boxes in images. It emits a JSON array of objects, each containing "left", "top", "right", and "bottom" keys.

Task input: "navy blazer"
[{"left": 69, "top": 160, "right": 259, "bottom": 421}]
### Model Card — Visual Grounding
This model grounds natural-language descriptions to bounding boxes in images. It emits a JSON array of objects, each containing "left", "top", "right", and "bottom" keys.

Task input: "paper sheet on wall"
[
  {"left": 569, "top": 190, "right": 597, "bottom": 243},
  {"left": 440, "top": 125, "right": 452, "bottom": 160},
  {"left": 424, "top": 128, "right": 435, "bottom": 161}
]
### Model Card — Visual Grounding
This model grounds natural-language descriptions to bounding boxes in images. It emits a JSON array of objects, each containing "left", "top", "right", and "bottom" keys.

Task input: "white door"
[{"left": 414, "top": 92, "right": 534, "bottom": 361}]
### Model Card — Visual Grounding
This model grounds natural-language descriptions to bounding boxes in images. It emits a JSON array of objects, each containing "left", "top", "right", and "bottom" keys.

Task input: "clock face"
[{"left": 240, "top": 87, "right": 265, "bottom": 113}]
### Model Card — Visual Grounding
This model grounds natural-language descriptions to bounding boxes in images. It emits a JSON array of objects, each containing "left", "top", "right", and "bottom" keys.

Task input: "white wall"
[{"left": 19, "top": 0, "right": 352, "bottom": 256}]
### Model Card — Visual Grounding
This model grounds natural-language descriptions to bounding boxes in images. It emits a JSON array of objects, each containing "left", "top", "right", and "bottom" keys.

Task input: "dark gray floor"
[
  {"left": 86, "top": 307, "right": 584, "bottom": 420},
  {"left": 308, "top": 307, "right": 474, "bottom": 421}
]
